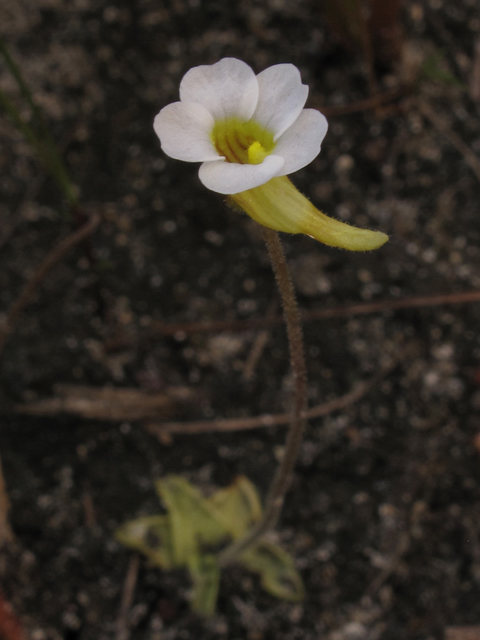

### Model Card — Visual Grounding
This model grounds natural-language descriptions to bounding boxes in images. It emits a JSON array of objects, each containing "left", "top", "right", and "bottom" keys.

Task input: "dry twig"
[
  {"left": 242, "top": 300, "right": 277, "bottom": 382},
  {"left": 146, "top": 371, "right": 382, "bottom": 436},
  {"left": 81, "top": 489, "right": 97, "bottom": 529},
  {"left": 446, "top": 628, "right": 480, "bottom": 640},
  {"left": 115, "top": 555, "right": 140, "bottom": 640},
  {"left": 0, "top": 214, "right": 100, "bottom": 356},
  {"left": 419, "top": 101, "right": 480, "bottom": 185},
  {"left": 315, "top": 87, "right": 406, "bottom": 117},
  {"left": 15, "top": 384, "right": 185, "bottom": 421},
  {"left": 0, "top": 591, "right": 26, "bottom": 640},
  {"left": 365, "top": 531, "right": 410, "bottom": 596},
  {"left": 0, "top": 455, "right": 14, "bottom": 545},
  {"left": 151, "top": 289, "right": 480, "bottom": 337},
  {"left": 242, "top": 328, "right": 271, "bottom": 382},
  {"left": 470, "top": 36, "right": 480, "bottom": 103}
]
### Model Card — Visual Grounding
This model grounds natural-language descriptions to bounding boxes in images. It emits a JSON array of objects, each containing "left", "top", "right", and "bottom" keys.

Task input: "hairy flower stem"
[{"left": 218, "top": 227, "right": 307, "bottom": 568}]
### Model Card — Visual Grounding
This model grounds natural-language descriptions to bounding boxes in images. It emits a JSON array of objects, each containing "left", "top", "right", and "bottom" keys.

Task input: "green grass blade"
[{"left": 0, "top": 35, "right": 78, "bottom": 205}]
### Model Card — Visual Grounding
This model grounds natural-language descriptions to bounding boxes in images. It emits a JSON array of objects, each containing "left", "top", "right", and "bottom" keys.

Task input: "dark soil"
[{"left": 1, "top": 0, "right": 480, "bottom": 638}]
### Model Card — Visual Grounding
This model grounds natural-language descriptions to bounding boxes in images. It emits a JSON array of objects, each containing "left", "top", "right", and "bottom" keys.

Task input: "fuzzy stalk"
[{"left": 218, "top": 227, "right": 308, "bottom": 567}]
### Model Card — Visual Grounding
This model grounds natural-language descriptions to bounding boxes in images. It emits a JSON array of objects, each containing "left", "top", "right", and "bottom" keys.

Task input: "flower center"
[{"left": 211, "top": 118, "right": 275, "bottom": 165}]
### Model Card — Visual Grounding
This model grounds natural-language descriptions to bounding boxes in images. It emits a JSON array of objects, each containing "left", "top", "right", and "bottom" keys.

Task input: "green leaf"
[
  {"left": 155, "top": 476, "right": 228, "bottom": 564},
  {"left": 0, "top": 34, "right": 78, "bottom": 206},
  {"left": 241, "top": 541, "right": 305, "bottom": 602},
  {"left": 187, "top": 554, "right": 221, "bottom": 617},
  {"left": 422, "top": 52, "right": 465, "bottom": 87},
  {"left": 115, "top": 515, "right": 175, "bottom": 569},
  {"left": 206, "top": 475, "right": 262, "bottom": 539},
  {"left": 116, "top": 475, "right": 304, "bottom": 614}
]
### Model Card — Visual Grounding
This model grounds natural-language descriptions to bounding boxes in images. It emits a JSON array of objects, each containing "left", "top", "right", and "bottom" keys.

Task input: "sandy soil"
[{"left": 1, "top": 0, "right": 480, "bottom": 638}]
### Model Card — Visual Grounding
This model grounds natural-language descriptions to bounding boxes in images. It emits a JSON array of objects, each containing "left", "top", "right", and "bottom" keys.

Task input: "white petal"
[
  {"left": 180, "top": 58, "right": 259, "bottom": 121},
  {"left": 253, "top": 64, "right": 309, "bottom": 141},
  {"left": 274, "top": 109, "right": 328, "bottom": 176},
  {"left": 154, "top": 101, "right": 220, "bottom": 162},
  {"left": 198, "top": 155, "right": 285, "bottom": 195}
]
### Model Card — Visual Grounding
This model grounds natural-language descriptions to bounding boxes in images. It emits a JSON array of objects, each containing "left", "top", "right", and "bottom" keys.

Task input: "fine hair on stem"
[{"left": 219, "top": 227, "right": 308, "bottom": 567}]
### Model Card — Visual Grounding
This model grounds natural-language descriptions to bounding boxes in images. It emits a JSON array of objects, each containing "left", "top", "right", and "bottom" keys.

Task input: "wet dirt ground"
[{"left": 1, "top": 0, "right": 480, "bottom": 638}]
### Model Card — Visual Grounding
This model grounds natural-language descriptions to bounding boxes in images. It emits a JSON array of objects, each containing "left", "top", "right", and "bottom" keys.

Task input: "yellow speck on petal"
[{"left": 247, "top": 141, "right": 268, "bottom": 165}]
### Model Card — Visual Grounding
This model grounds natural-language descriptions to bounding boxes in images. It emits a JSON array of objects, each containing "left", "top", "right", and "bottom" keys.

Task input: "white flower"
[
  {"left": 154, "top": 58, "right": 328, "bottom": 195},
  {"left": 153, "top": 58, "right": 388, "bottom": 251}
]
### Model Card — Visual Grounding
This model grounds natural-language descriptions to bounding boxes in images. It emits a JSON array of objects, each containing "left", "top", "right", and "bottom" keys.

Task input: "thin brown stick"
[
  {"left": 115, "top": 555, "right": 140, "bottom": 640},
  {"left": 0, "top": 455, "right": 14, "bottom": 545},
  {"left": 470, "top": 36, "right": 480, "bottom": 103},
  {"left": 242, "top": 328, "right": 271, "bottom": 381},
  {"left": 150, "top": 289, "right": 480, "bottom": 337},
  {"left": 242, "top": 299, "right": 277, "bottom": 382},
  {"left": 315, "top": 87, "right": 406, "bottom": 117},
  {"left": 146, "top": 375, "right": 376, "bottom": 436},
  {"left": 360, "top": 0, "right": 379, "bottom": 97},
  {"left": 368, "top": 0, "right": 404, "bottom": 67},
  {"left": 218, "top": 228, "right": 307, "bottom": 567},
  {"left": 0, "top": 590, "right": 26, "bottom": 640},
  {"left": 81, "top": 490, "right": 97, "bottom": 529},
  {"left": 419, "top": 101, "right": 480, "bottom": 185},
  {"left": 446, "top": 627, "right": 480, "bottom": 640},
  {"left": 365, "top": 531, "right": 410, "bottom": 596},
  {"left": 0, "top": 214, "right": 100, "bottom": 356}
]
